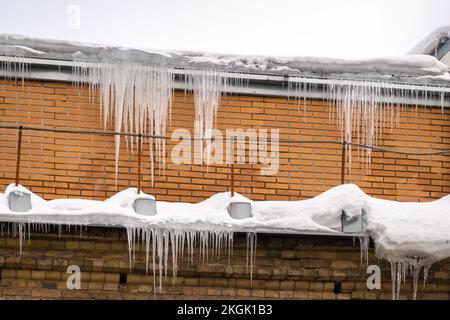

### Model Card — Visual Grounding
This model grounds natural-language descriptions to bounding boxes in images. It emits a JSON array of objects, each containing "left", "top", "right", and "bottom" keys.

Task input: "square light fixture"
[
  {"left": 228, "top": 202, "right": 252, "bottom": 219},
  {"left": 8, "top": 190, "right": 32, "bottom": 212},
  {"left": 133, "top": 198, "right": 157, "bottom": 216},
  {"left": 341, "top": 210, "right": 365, "bottom": 233}
]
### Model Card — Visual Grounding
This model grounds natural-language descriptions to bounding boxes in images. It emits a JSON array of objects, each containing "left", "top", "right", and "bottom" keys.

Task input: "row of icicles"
[
  {"left": 0, "top": 221, "right": 258, "bottom": 295},
  {"left": 4, "top": 58, "right": 449, "bottom": 181},
  {"left": 390, "top": 258, "right": 434, "bottom": 300},
  {"left": 72, "top": 60, "right": 250, "bottom": 181},
  {"left": 6, "top": 221, "right": 439, "bottom": 300},
  {"left": 69, "top": 61, "right": 450, "bottom": 176},
  {"left": 0, "top": 222, "right": 435, "bottom": 300}
]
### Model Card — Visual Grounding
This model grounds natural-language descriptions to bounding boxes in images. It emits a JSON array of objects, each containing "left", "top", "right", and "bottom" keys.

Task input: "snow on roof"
[
  {"left": 0, "top": 33, "right": 449, "bottom": 83},
  {"left": 409, "top": 26, "right": 450, "bottom": 56}
]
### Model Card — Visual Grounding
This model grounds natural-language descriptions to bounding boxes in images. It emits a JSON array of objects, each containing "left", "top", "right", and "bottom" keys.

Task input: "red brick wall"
[{"left": 0, "top": 79, "right": 449, "bottom": 202}]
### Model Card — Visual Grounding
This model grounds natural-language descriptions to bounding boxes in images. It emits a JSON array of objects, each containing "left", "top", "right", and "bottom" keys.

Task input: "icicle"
[
  {"left": 74, "top": 62, "right": 174, "bottom": 183},
  {"left": 412, "top": 264, "right": 420, "bottom": 300},
  {"left": 189, "top": 69, "right": 223, "bottom": 165},
  {"left": 0, "top": 56, "right": 31, "bottom": 85},
  {"left": 388, "top": 257, "right": 434, "bottom": 300},
  {"left": 286, "top": 76, "right": 450, "bottom": 167},
  {"left": 126, "top": 226, "right": 135, "bottom": 270},
  {"left": 358, "top": 236, "right": 369, "bottom": 264},
  {"left": 124, "top": 227, "right": 235, "bottom": 292},
  {"left": 246, "top": 232, "right": 257, "bottom": 289},
  {"left": 17, "top": 222, "right": 26, "bottom": 259}
]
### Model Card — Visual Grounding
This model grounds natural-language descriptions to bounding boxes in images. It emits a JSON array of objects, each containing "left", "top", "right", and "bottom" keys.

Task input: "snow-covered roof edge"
[{"left": 0, "top": 33, "right": 449, "bottom": 86}]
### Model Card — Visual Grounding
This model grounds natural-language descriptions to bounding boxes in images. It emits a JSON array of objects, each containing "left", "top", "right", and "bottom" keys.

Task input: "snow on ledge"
[
  {"left": 1, "top": 183, "right": 360, "bottom": 234},
  {"left": 2, "top": 183, "right": 449, "bottom": 299},
  {"left": 1, "top": 183, "right": 449, "bottom": 263}
]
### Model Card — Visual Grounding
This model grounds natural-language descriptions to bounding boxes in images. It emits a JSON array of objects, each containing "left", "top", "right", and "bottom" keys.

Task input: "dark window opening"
[
  {"left": 119, "top": 272, "right": 127, "bottom": 285},
  {"left": 333, "top": 281, "right": 342, "bottom": 294}
]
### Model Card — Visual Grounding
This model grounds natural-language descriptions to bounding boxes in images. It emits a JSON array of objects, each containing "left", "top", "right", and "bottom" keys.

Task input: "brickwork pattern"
[
  {"left": 0, "top": 229, "right": 449, "bottom": 300},
  {"left": 0, "top": 80, "right": 449, "bottom": 203}
]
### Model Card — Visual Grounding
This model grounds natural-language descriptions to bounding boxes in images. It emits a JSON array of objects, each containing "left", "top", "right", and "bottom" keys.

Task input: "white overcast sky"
[{"left": 0, "top": 0, "right": 449, "bottom": 59}]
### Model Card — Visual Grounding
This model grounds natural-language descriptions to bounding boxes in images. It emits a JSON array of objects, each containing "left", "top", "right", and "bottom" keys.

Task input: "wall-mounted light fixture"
[
  {"left": 133, "top": 198, "right": 157, "bottom": 216},
  {"left": 228, "top": 202, "right": 252, "bottom": 220},
  {"left": 341, "top": 210, "right": 365, "bottom": 233},
  {"left": 8, "top": 190, "right": 31, "bottom": 212}
]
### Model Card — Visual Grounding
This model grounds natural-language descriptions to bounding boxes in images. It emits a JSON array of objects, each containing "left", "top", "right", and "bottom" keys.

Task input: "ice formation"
[
  {"left": 125, "top": 226, "right": 234, "bottom": 293},
  {"left": 285, "top": 77, "right": 450, "bottom": 164},
  {"left": 0, "top": 56, "right": 30, "bottom": 85},
  {"left": 73, "top": 61, "right": 174, "bottom": 180},
  {"left": 1, "top": 34, "right": 450, "bottom": 170},
  {"left": 189, "top": 70, "right": 224, "bottom": 164},
  {"left": 246, "top": 232, "right": 257, "bottom": 288},
  {"left": 389, "top": 258, "right": 433, "bottom": 300},
  {"left": 365, "top": 194, "right": 450, "bottom": 299},
  {"left": 73, "top": 64, "right": 251, "bottom": 171},
  {"left": 1, "top": 183, "right": 449, "bottom": 299}
]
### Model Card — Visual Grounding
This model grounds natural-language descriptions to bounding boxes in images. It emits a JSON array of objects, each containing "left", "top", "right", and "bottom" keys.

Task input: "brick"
[
  {"left": 265, "top": 280, "right": 280, "bottom": 290},
  {"left": 31, "top": 271, "right": 47, "bottom": 280},
  {"left": 46, "top": 271, "right": 62, "bottom": 281},
  {"left": 90, "top": 272, "right": 106, "bottom": 283},
  {"left": 95, "top": 242, "right": 110, "bottom": 250},
  {"left": 264, "top": 290, "right": 280, "bottom": 298},
  {"left": 66, "top": 241, "right": 80, "bottom": 250},
  {"left": 31, "top": 288, "right": 62, "bottom": 298},
  {"left": 62, "top": 290, "right": 91, "bottom": 299},
  {"left": 1, "top": 269, "right": 16, "bottom": 279},
  {"left": 79, "top": 242, "right": 96, "bottom": 250},
  {"left": 16, "top": 270, "right": 32, "bottom": 279},
  {"left": 331, "top": 260, "right": 359, "bottom": 269},
  {"left": 280, "top": 280, "right": 295, "bottom": 290},
  {"left": 295, "top": 281, "right": 309, "bottom": 290},
  {"left": 105, "top": 273, "right": 119, "bottom": 283}
]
